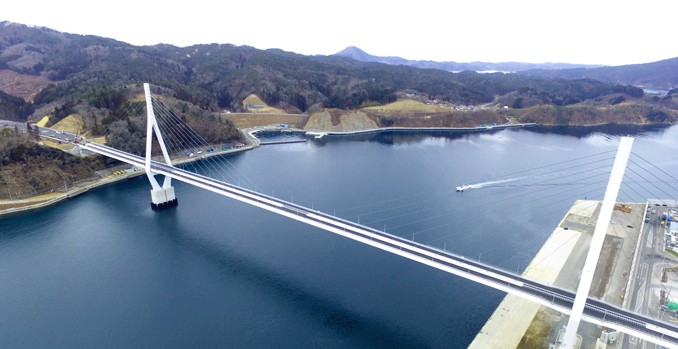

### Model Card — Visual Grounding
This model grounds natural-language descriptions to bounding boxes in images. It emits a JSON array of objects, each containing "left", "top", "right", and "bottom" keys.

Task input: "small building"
[{"left": 246, "top": 104, "right": 265, "bottom": 111}]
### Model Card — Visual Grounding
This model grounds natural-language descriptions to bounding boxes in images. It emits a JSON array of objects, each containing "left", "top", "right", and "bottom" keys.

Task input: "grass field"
[
  {"left": 243, "top": 94, "right": 285, "bottom": 114},
  {"left": 88, "top": 136, "right": 107, "bottom": 144},
  {"left": 0, "top": 192, "right": 62, "bottom": 210},
  {"left": 0, "top": 200, "right": 50, "bottom": 210},
  {"left": 52, "top": 114, "right": 85, "bottom": 134},
  {"left": 225, "top": 113, "right": 307, "bottom": 129},
  {"left": 362, "top": 99, "right": 449, "bottom": 114},
  {"left": 35, "top": 115, "right": 49, "bottom": 127}
]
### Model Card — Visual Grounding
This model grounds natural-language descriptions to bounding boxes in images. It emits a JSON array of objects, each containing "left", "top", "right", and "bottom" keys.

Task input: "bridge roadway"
[{"left": 81, "top": 141, "right": 678, "bottom": 347}]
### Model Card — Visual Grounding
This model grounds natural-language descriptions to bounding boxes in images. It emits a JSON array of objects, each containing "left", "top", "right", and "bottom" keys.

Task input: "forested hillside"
[
  {"left": 0, "top": 89, "right": 32, "bottom": 121},
  {"left": 0, "top": 129, "right": 110, "bottom": 199},
  {"left": 0, "top": 21, "right": 677, "bottom": 134},
  {"left": 521, "top": 57, "right": 678, "bottom": 90},
  {"left": 334, "top": 46, "right": 603, "bottom": 73},
  {"left": 1, "top": 22, "right": 678, "bottom": 199}
]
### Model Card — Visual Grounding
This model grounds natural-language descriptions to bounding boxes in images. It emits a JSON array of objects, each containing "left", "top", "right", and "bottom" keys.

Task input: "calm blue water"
[{"left": 2, "top": 125, "right": 678, "bottom": 348}]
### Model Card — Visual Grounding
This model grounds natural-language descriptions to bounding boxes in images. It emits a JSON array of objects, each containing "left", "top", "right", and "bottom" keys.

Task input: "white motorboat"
[{"left": 456, "top": 184, "right": 471, "bottom": 192}]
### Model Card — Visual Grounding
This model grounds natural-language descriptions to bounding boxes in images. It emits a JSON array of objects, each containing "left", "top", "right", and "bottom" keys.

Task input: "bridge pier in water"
[
  {"left": 150, "top": 187, "right": 178, "bottom": 210},
  {"left": 143, "top": 82, "right": 178, "bottom": 210}
]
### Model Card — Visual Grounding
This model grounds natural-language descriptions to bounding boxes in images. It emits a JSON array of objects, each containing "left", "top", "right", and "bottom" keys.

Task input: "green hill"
[
  {"left": 0, "top": 21, "right": 676, "bottom": 130},
  {"left": 0, "top": 89, "right": 32, "bottom": 121},
  {"left": 521, "top": 57, "right": 678, "bottom": 90}
]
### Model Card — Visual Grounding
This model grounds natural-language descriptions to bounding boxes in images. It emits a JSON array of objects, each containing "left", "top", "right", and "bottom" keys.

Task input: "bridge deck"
[
  {"left": 472, "top": 200, "right": 646, "bottom": 347},
  {"left": 470, "top": 225, "right": 582, "bottom": 348},
  {"left": 79, "top": 141, "right": 678, "bottom": 347}
]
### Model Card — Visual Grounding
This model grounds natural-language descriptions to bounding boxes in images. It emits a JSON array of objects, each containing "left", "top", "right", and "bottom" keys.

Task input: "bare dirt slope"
[
  {"left": 304, "top": 110, "right": 377, "bottom": 132},
  {"left": 226, "top": 113, "right": 307, "bottom": 129},
  {"left": 0, "top": 69, "right": 52, "bottom": 101}
]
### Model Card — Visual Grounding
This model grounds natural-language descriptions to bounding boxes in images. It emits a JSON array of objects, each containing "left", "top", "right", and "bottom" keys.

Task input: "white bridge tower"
[
  {"left": 143, "top": 83, "right": 178, "bottom": 210},
  {"left": 560, "top": 136, "right": 634, "bottom": 348}
]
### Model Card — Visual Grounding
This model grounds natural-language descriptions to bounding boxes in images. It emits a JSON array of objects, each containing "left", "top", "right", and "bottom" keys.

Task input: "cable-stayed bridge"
[{"left": 76, "top": 84, "right": 678, "bottom": 348}]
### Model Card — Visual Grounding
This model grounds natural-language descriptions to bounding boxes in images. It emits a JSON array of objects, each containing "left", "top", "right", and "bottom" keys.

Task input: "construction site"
[{"left": 470, "top": 199, "right": 678, "bottom": 348}]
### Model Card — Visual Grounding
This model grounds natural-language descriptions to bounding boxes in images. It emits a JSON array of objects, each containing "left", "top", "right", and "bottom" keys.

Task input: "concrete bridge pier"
[
  {"left": 144, "top": 82, "right": 177, "bottom": 210},
  {"left": 150, "top": 186, "right": 177, "bottom": 210}
]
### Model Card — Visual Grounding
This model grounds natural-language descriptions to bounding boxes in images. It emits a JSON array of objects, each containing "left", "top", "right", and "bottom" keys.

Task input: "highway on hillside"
[
  {"left": 0, "top": 119, "right": 79, "bottom": 142},
  {"left": 80, "top": 141, "right": 678, "bottom": 348}
]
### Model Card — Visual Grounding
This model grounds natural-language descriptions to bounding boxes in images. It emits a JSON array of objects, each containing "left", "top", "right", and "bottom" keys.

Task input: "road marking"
[
  {"left": 635, "top": 263, "right": 648, "bottom": 315},
  {"left": 638, "top": 263, "right": 648, "bottom": 282},
  {"left": 635, "top": 286, "right": 645, "bottom": 313}
]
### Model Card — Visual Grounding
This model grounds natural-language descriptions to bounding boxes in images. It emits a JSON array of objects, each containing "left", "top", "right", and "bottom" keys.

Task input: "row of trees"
[
  {"left": 0, "top": 89, "right": 33, "bottom": 121},
  {"left": 102, "top": 97, "right": 244, "bottom": 156}
]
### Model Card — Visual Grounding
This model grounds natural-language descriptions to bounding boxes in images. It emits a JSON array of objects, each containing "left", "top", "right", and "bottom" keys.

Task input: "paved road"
[
  {"left": 626, "top": 203, "right": 678, "bottom": 349},
  {"left": 0, "top": 119, "right": 27, "bottom": 130},
  {"left": 0, "top": 119, "right": 80, "bottom": 143}
]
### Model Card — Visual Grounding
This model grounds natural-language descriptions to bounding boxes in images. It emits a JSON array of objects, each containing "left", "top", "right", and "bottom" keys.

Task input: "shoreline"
[
  {"left": 303, "top": 122, "right": 536, "bottom": 137},
  {"left": 469, "top": 200, "right": 645, "bottom": 348},
  {"left": 0, "top": 121, "right": 658, "bottom": 216},
  {"left": 0, "top": 170, "right": 146, "bottom": 217},
  {"left": 0, "top": 129, "right": 261, "bottom": 217}
]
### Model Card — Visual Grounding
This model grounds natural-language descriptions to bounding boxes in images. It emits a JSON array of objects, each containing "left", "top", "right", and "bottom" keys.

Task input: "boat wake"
[{"left": 457, "top": 177, "right": 526, "bottom": 192}]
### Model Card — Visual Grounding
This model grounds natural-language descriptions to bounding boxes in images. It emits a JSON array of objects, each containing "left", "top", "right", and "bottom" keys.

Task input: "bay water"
[{"left": 2, "top": 125, "right": 677, "bottom": 348}]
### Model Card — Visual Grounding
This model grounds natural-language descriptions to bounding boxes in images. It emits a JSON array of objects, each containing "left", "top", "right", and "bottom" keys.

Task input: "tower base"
[
  {"left": 151, "top": 198, "right": 178, "bottom": 210},
  {"left": 150, "top": 187, "right": 178, "bottom": 210}
]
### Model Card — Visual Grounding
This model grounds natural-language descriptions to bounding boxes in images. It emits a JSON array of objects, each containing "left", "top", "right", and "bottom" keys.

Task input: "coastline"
[
  {"left": 469, "top": 200, "right": 644, "bottom": 348},
  {"left": 0, "top": 121, "right": 656, "bottom": 217},
  {"left": 3, "top": 122, "right": 500, "bottom": 217},
  {"left": 0, "top": 129, "right": 262, "bottom": 217},
  {"left": 0, "top": 171, "right": 145, "bottom": 217},
  {"left": 303, "top": 122, "right": 536, "bottom": 137},
  {"left": 0, "top": 121, "right": 640, "bottom": 217},
  {"left": 468, "top": 201, "right": 586, "bottom": 348}
]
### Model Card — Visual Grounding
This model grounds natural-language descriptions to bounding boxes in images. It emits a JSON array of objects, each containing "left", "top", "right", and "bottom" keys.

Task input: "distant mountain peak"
[
  {"left": 336, "top": 46, "right": 365, "bottom": 55},
  {"left": 333, "top": 47, "right": 604, "bottom": 73},
  {"left": 335, "top": 46, "right": 377, "bottom": 62},
  {"left": 2, "top": 21, "right": 40, "bottom": 29}
]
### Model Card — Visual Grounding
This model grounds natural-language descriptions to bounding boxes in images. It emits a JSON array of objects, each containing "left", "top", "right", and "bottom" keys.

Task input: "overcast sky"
[{"left": 4, "top": 0, "right": 677, "bottom": 66}]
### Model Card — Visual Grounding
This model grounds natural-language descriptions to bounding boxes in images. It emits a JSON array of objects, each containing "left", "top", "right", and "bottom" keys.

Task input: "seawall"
[{"left": 469, "top": 199, "right": 644, "bottom": 348}]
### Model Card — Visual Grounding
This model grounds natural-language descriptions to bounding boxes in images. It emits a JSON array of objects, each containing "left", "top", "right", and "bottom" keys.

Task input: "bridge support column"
[
  {"left": 560, "top": 136, "right": 634, "bottom": 348},
  {"left": 143, "top": 82, "right": 177, "bottom": 210},
  {"left": 150, "top": 187, "right": 177, "bottom": 210}
]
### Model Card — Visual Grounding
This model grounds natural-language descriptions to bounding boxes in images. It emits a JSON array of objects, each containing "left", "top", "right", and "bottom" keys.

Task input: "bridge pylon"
[
  {"left": 560, "top": 136, "right": 634, "bottom": 348},
  {"left": 143, "top": 83, "right": 178, "bottom": 210}
]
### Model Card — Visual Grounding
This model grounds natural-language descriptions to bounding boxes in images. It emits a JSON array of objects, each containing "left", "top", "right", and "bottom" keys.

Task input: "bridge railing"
[{"left": 80, "top": 141, "right": 678, "bottom": 347}]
